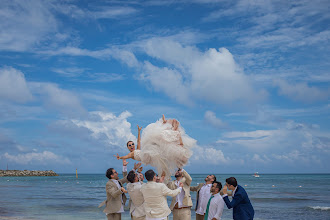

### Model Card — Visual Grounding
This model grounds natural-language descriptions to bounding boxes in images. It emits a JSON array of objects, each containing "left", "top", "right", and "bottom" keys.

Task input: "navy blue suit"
[{"left": 223, "top": 185, "right": 254, "bottom": 220}]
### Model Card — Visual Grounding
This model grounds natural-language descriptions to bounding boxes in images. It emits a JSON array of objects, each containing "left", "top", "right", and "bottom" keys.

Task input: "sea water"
[{"left": 1, "top": 174, "right": 330, "bottom": 220}]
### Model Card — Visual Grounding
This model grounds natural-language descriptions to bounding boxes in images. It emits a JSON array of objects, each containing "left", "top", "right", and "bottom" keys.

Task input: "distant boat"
[{"left": 253, "top": 172, "right": 260, "bottom": 178}]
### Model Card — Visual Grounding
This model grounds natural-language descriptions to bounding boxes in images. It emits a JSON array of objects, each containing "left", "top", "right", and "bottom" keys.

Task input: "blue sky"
[{"left": 0, "top": 0, "right": 329, "bottom": 174}]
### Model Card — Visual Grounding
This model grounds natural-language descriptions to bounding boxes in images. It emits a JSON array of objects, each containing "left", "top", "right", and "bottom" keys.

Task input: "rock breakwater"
[{"left": 0, "top": 170, "right": 58, "bottom": 177}]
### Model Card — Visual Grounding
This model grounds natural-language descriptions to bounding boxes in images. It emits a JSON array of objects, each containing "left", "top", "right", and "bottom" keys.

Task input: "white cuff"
[
  {"left": 222, "top": 194, "right": 228, "bottom": 198},
  {"left": 122, "top": 165, "right": 127, "bottom": 172}
]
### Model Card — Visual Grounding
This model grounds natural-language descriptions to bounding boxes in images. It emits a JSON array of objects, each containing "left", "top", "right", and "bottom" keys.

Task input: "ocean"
[{"left": 1, "top": 174, "right": 330, "bottom": 220}]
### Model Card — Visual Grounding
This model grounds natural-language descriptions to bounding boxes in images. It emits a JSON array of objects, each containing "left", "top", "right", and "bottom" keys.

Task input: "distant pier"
[{"left": 0, "top": 170, "right": 58, "bottom": 177}]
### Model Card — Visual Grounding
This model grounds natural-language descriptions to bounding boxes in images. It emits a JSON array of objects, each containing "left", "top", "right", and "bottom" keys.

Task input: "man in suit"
[
  {"left": 222, "top": 177, "right": 254, "bottom": 220},
  {"left": 140, "top": 169, "right": 183, "bottom": 220},
  {"left": 190, "top": 174, "right": 216, "bottom": 220},
  {"left": 99, "top": 168, "right": 129, "bottom": 220},
  {"left": 204, "top": 181, "right": 225, "bottom": 220},
  {"left": 167, "top": 168, "right": 193, "bottom": 220},
  {"left": 127, "top": 170, "right": 146, "bottom": 220}
]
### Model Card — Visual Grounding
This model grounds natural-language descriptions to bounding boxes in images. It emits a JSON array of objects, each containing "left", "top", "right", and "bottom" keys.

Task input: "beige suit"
[
  {"left": 99, "top": 175, "right": 129, "bottom": 220},
  {"left": 140, "top": 181, "right": 181, "bottom": 219},
  {"left": 127, "top": 182, "right": 146, "bottom": 220},
  {"left": 167, "top": 170, "right": 193, "bottom": 220}
]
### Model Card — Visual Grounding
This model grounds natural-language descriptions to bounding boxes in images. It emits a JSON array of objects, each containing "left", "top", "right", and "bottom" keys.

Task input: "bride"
[{"left": 115, "top": 114, "right": 196, "bottom": 181}]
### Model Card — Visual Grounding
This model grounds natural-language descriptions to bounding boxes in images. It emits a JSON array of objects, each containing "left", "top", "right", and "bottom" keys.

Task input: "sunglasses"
[{"left": 128, "top": 143, "right": 135, "bottom": 147}]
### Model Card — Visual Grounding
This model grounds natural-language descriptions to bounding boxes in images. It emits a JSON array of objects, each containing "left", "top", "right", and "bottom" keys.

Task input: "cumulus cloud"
[
  {"left": 274, "top": 79, "right": 330, "bottom": 103},
  {"left": 139, "top": 38, "right": 266, "bottom": 106},
  {"left": 204, "top": 111, "right": 227, "bottom": 129},
  {"left": 3, "top": 151, "right": 71, "bottom": 165},
  {"left": 0, "top": 67, "right": 34, "bottom": 103},
  {"left": 53, "top": 111, "right": 136, "bottom": 150},
  {"left": 191, "top": 145, "right": 230, "bottom": 164}
]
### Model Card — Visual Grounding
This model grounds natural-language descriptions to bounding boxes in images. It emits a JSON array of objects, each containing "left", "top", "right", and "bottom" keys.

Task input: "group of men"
[{"left": 99, "top": 162, "right": 254, "bottom": 220}]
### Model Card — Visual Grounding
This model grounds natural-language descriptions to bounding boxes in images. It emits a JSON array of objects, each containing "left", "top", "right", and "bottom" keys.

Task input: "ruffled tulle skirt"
[{"left": 139, "top": 119, "right": 196, "bottom": 182}]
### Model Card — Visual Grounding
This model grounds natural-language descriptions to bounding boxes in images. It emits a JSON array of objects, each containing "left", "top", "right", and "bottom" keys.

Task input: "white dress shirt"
[
  {"left": 205, "top": 193, "right": 225, "bottom": 220},
  {"left": 111, "top": 179, "right": 124, "bottom": 213},
  {"left": 174, "top": 180, "right": 189, "bottom": 208},
  {"left": 196, "top": 183, "right": 212, "bottom": 215}
]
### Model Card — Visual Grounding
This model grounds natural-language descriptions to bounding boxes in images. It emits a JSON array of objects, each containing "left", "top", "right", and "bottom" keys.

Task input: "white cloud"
[
  {"left": 204, "top": 111, "right": 227, "bottom": 129},
  {"left": 191, "top": 145, "right": 230, "bottom": 165},
  {"left": 252, "top": 154, "right": 271, "bottom": 164},
  {"left": 29, "top": 82, "right": 86, "bottom": 116},
  {"left": 139, "top": 38, "right": 266, "bottom": 106},
  {"left": 40, "top": 47, "right": 139, "bottom": 68},
  {"left": 57, "top": 111, "right": 136, "bottom": 149},
  {"left": 0, "top": 0, "right": 58, "bottom": 51},
  {"left": 0, "top": 67, "right": 34, "bottom": 103},
  {"left": 274, "top": 79, "right": 330, "bottom": 103},
  {"left": 4, "top": 151, "right": 71, "bottom": 165}
]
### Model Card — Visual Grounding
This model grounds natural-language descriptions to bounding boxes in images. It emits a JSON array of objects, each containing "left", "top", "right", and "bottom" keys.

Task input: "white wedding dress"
[{"left": 137, "top": 118, "right": 196, "bottom": 182}]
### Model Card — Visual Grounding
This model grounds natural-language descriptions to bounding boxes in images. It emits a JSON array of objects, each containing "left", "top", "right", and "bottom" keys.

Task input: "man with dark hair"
[
  {"left": 190, "top": 174, "right": 217, "bottom": 220},
  {"left": 167, "top": 168, "right": 193, "bottom": 220},
  {"left": 204, "top": 181, "right": 225, "bottom": 220},
  {"left": 222, "top": 177, "right": 254, "bottom": 220},
  {"left": 141, "top": 169, "right": 183, "bottom": 220},
  {"left": 127, "top": 170, "right": 146, "bottom": 220},
  {"left": 99, "top": 167, "right": 129, "bottom": 220}
]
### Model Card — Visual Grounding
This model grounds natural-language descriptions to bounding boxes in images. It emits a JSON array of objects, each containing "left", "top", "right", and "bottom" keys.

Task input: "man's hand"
[
  {"left": 137, "top": 166, "right": 143, "bottom": 173},
  {"left": 134, "top": 162, "right": 142, "bottom": 170},
  {"left": 223, "top": 185, "right": 228, "bottom": 194},
  {"left": 161, "top": 171, "right": 166, "bottom": 177},
  {"left": 137, "top": 125, "right": 142, "bottom": 131},
  {"left": 122, "top": 159, "right": 129, "bottom": 166},
  {"left": 121, "top": 187, "right": 127, "bottom": 193}
]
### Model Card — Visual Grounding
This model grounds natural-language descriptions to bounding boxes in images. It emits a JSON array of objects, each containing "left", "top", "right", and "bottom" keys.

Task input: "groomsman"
[
  {"left": 99, "top": 168, "right": 129, "bottom": 220},
  {"left": 127, "top": 171, "right": 146, "bottom": 220},
  {"left": 204, "top": 181, "right": 225, "bottom": 220},
  {"left": 190, "top": 174, "right": 216, "bottom": 220},
  {"left": 141, "top": 169, "right": 183, "bottom": 220},
  {"left": 167, "top": 168, "right": 193, "bottom": 220},
  {"left": 222, "top": 177, "right": 254, "bottom": 220}
]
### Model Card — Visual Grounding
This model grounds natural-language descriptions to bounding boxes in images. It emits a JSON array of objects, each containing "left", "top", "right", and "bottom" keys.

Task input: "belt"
[
  {"left": 174, "top": 204, "right": 190, "bottom": 210},
  {"left": 174, "top": 207, "right": 190, "bottom": 210}
]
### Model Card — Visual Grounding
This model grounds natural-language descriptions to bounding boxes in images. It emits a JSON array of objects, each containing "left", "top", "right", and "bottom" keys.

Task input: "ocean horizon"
[{"left": 1, "top": 173, "right": 330, "bottom": 220}]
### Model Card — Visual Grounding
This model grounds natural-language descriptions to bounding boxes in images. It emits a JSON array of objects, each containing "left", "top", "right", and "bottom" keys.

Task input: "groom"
[{"left": 141, "top": 169, "right": 183, "bottom": 220}]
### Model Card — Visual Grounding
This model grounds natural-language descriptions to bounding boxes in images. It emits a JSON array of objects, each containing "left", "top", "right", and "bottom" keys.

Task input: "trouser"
[
  {"left": 107, "top": 213, "right": 121, "bottom": 220},
  {"left": 172, "top": 207, "right": 191, "bottom": 220},
  {"left": 132, "top": 215, "right": 146, "bottom": 220},
  {"left": 196, "top": 213, "right": 205, "bottom": 220}
]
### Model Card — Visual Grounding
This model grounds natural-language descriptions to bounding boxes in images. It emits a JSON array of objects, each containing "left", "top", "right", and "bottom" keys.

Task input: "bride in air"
[{"left": 115, "top": 114, "right": 196, "bottom": 181}]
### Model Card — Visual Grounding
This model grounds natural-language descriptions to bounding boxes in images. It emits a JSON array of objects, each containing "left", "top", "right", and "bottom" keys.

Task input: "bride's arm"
[
  {"left": 114, "top": 152, "right": 134, "bottom": 160},
  {"left": 137, "top": 125, "right": 142, "bottom": 150}
]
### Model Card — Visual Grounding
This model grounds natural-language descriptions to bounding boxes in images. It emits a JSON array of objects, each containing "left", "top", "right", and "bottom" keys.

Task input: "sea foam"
[{"left": 309, "top": 206, "right": 330, "bottom": 211}]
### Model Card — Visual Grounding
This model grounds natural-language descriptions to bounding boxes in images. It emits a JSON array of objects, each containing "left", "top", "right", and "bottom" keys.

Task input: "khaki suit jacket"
[
  {"left": 141, "top": 181, "right": 181, "bottom": 218},
  {"left": 127, "top": 182, "right": 145, "bottom": 217},
  {"left": 167, "top": 169, "right": 193, "bottom": 210},
  {"left": 99, "top": 175, "right": 129, "bottom": 214}
]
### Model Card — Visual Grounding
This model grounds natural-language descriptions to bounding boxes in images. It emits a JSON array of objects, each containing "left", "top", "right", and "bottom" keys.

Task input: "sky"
[{"left": 0, "top": 0, "right": 329, "bottom": 174}]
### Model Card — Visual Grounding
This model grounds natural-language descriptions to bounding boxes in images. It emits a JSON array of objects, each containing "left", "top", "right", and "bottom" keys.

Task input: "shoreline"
[{"left": 0, "top": 170, "right": 58, "bottom": 177}]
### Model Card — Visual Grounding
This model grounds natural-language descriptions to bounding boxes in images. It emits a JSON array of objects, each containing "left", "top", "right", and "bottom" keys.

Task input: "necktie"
[{"left": 204, "top": 195, "right": 214, "bottom": 220}]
